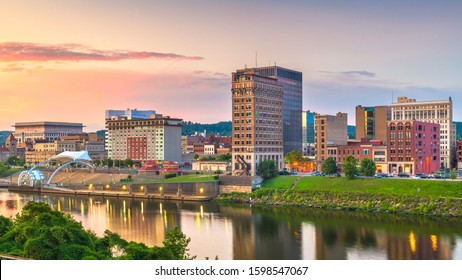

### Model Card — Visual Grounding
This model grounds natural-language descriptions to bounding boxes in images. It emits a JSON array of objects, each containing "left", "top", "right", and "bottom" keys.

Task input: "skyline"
[{"left": 1, "top": 0, "right": 461, "bottom": 131}]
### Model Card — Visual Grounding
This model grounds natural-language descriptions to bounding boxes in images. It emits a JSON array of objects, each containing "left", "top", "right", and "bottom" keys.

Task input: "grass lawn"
[
  {"left": 263, "top": 176, "right": 462, "bottom": 199},
  {"left": 261, "top": 176, "right": 298, "bottom": 189}
]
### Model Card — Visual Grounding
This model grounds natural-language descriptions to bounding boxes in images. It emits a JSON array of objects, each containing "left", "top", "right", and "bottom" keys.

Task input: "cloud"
[
  {"left": 319, "top": 70, "right": 376, "bottom": 77},
  {"left": 0, "top": 42, "right": 203, "bottom": 62}
]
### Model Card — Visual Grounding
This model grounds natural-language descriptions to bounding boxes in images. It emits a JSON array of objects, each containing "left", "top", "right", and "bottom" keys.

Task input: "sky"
[{"left": 1, "top": 0, "right": 461, "bottom": 131}]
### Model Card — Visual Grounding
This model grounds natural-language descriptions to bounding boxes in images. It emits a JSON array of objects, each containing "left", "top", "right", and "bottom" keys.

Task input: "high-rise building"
[
  {"left": 390, "top": 96, "right": 453, "bottom": 168},
  {"left": 12, "top": 122, "right": 84, "bottom": 143},
  {"left": 314, "top": 112, "right": 348, "bottom": 167},
  {"left": 302, "top": 110, "right": 315, "bottom": 156},
  {"left": 387, "top": 120, "right": 440, "bottom": 175},
  {"left": 355, "top": 105, "right": 390, "bottom": 143},
  {"left": 234, "top": 66, "right": 302, "bottom": 155},
  {"left": 457, "top": 140, "right": 462, "bottom": 169},
  {"left": 106, "top": 111, "right": 182, "bottom": 162},
  {"left": 231, "top": 68, "right": 284, "bottom": 176}
]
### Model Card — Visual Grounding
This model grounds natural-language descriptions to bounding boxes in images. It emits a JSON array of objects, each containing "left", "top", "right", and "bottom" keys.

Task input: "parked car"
[
  {"left": 336, "top": 172, "right": 341, "bottom": 177},
  {"left": 397, "top": 172, "right": 410, "bottom": 178},
  {"left": 291, "top": 170, "right": 298, "bottom": 175},
  {"left": 411, "top": 175, "right": 422, "bottom": 179},
  {"left": 312, "top": 171, "right": 321, "bottom": 176},
  {"left": 385, "top": 173, "right": 394, "bottom": 177},
  {"left": 414, "top": 173, "right": 427, "bottom": 179},
  {"left": 374, "top": 173, "right": 384, "bottom": 178},
  {"left": 279, "top": 171, "right": 290, "bottom": 175}
]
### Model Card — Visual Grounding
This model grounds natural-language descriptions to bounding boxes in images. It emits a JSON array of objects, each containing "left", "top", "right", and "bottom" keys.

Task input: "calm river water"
[{"left": 1, "top": 189, "right": 461, "bottom": 260}]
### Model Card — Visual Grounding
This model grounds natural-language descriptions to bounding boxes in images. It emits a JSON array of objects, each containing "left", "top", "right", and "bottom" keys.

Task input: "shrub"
[
  {"left": 164, "top": 173, "right": 177, "bottom": 179},
  {"left": 212, "top": 175, "right": 219, "bottom": 180}
]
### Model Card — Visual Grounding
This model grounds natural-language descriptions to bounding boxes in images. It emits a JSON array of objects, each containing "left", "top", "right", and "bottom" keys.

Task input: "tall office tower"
[
  {"left": 106, "top": 110, "right": 182, "bottom": 162},
  {"left": 390, "top": 96, "right": 454, "bottom": 168},
  {"left": 355, "top": 105, "right": 390, "bottom": 143},
  {"left": 314, "top": 112, "right": 348, "bottom": 167},
  {"left": 231, "top": 68, "right": 284, "bottom": 176},
  {"left": 302, "top": 110, "right": 315, "bottom": 156},
  {"left": 234, "top": 66, "right": 302, "bottom": 155}
]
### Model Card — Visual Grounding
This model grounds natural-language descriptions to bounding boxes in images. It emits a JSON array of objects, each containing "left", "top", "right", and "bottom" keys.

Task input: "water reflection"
[{"left": 0, "top": 190, "right": 460, "bottom": 260}]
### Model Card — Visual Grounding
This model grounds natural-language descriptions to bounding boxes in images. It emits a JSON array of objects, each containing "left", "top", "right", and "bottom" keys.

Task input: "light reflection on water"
[{"left": 0, "top": 190, "right": 461, "bottom": 260}]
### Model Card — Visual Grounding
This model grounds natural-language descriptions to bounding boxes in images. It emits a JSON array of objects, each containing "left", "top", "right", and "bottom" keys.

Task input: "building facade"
[
  {"left": 335, "top": 139, "right": 388, "bottom": 173},
  {"left": 390, "top": 96, "right": 453, "bottom": 168},
  {"left": 235, "top": 66, "right": 302, "bottom": 154},
  {"left": 13, "top": 122, "right": 83, "bottom": 143},
  {"left": 302, "top": 110, "right": 315, "bottom": 157},
  {"left": 231, "top": 68, "right": 284, "bottom": 176},
  {"left": 457, "top": 140, "right": 462, "bottom": 169},
  {"left": 355, "top": 105, "right": 390, "bottom": 143},
  {"left": 314, "top": 112, "right": 348, "bottom": 168},
  {"left": 387, "top": 120, "right": 440, "bottom": 175},
  {"left": 106, "top": 115, "right": 182, "bottom": 162}
]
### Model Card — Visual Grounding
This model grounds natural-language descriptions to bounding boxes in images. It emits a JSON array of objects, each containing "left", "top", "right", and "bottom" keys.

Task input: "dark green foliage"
[
  {"left": 0, "top": 162, "right": 8, "bottom": 177},
  {"left": 164, "top": 173, "right": 177, "bottom": 179},
  {"left": 0, "top": 202, "right": 193, "bottom": 260},
  {"left": 342, "top": 155, "right": 358, "bottom": 179},
  {"left": 194, "top": 154, "right": 200, "bottom": 160},
  {"left": 257, "top": 160, "right": 278, "bottom": 180},
  {"left": 360, "top": 158, "right": 376, "bottom": 177},
  {"left": 322, "top": 157, "right": 337, "bottom": 176},
  {"left": 216, "top": 153, "right": 232, "bottom": 161},
  {"left": 182, "top": 121, "right": 231, "bottom": 136},
  {"left": 0, "top": 216, "right": 13, "bottom": 237},
  {"left": 212, "top": 175, "right": 219, "bottom": 180},
  {"left": 6, "top": 156, "right": 19, "bottom": 166},
  {"left": 124, "top": 158, "right": 134, "bottom": 168},
  {"left": 93, "top": 159, "right": 101, "bottom": 166},
  {"left": 450, "top": 169, "right": 457, "bottom": 180}
]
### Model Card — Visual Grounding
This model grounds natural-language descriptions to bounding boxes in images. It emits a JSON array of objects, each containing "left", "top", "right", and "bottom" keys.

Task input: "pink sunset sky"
[{"left": 1, "top": 0, "right": 461, "bottom": 131}]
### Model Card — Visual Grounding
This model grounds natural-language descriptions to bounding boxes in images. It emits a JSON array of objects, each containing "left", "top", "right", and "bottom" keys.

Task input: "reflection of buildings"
[{"left": 222, "top": 207, "right": 302, "bottom": 260}]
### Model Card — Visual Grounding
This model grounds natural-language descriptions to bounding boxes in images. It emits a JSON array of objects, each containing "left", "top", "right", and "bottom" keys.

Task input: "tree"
[
  {"left": 0, "top": 162, "right": 8, "bottom": 177},
  {"left": 93, "top": 159, "right": 101, "bottom": 166},
  {"left": 360, "top": 158, "right": 376, "bottom": 177},
  {"left": 6, "top": 156, "right": 19, "bottom": 166},
  {"left": 216, "top": 153, "right": 232, "bottom": 161},
  {"left": 107, "top": 158, "right": 114, "bottom": 168},
  {"left": 124, "top": 158, "right": 134, "bottom": 168},
  {"left": 257, "top": 160, "right": 278, "bottom": 180},
  {"left": 18, "top": 158, "right": 26, "bottom": 166},
  {"left": 114, "top": 159, "right": 121, "bottom": 168},
  {"left": 159, "top": 226, "right": 194, "bottom": 260},
  {"left": 342, "top": 155, "right": 358, "bottom": 179},
  {"left": 284, "top": 150, "right": 304, "bottom": 170},
  {"left": 322, "top": 157, "right": 337, "bottom": 176},
  {"left": 193, "top": 154, "right": 199, "bottom": 160},
  {"left": 450, "top": 169, "right": 457, "bottom": 180}
]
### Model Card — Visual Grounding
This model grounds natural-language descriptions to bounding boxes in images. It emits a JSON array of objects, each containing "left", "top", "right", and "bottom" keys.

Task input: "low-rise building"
[
  {"left": 387, "top": 120, "right": 440, "bottom": 175},
  {"left": 204, "top": 144, "right": 216, "bottom": 155},
  {"left": 192, "top": 161, "right": 230, "bottom": 173},
  {"left": 336, "top": 138, "right": 388, "bottom": 173}
]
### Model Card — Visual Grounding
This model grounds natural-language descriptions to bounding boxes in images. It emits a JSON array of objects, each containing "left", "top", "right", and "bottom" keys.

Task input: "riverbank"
[{"left": 216, "top": 176, "right": 462, "bottom": 217}]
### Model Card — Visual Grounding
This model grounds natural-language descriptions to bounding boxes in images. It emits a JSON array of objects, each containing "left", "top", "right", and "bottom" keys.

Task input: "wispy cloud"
[
  {"left": 0, "top": 42, "right": 203, "bottom": 62},
  {"left": 319, "top": 70, "right": 376, "bottom": 77}
]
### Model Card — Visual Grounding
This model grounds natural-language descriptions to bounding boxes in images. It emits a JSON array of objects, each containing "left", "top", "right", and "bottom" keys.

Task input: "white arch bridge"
[{"left": 18, "top": 151, "right": 93, "bottom": 188}]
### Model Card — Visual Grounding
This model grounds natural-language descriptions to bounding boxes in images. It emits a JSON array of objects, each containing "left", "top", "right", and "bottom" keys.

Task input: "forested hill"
[{"left": 182, "top": 121, "right": 232, "bottom": 136}]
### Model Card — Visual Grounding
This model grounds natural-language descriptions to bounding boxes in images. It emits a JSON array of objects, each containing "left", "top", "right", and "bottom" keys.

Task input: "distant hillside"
[
  {"left": 455, "top": 121, "right": 462, "bottom": 140},
  {"left": 348, "top": 125, "right": 356, "bottom": 139},
  {"left": 0, "top": 131, "right": 12, "bottom": 146},
  {"left": 182, "top": 121, "right": 232, "bottom": 136}
]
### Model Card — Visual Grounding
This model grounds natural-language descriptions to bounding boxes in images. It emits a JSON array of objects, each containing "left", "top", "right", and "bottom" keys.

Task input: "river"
[{"left": 1, "top": 190, "right": 461, "bottom": 260}]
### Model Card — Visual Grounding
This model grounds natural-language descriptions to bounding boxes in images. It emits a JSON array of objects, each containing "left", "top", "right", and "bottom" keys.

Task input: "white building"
[
  {"left": 106, "top": 114, "right": 182, "bottom": 163},
  {"left": 390, "top": 96, "right": 454, "bottom": 168}
]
